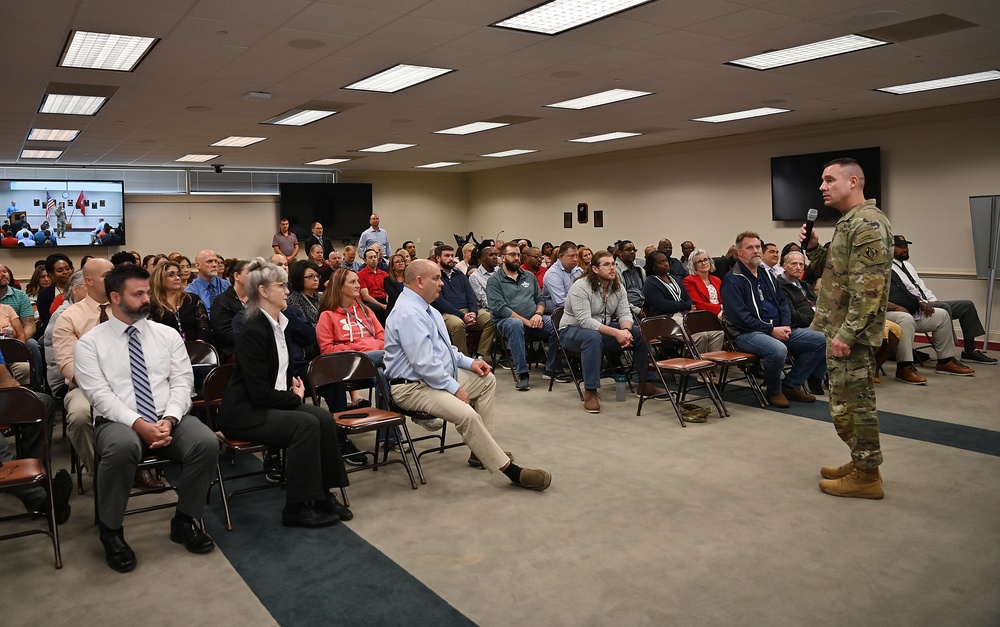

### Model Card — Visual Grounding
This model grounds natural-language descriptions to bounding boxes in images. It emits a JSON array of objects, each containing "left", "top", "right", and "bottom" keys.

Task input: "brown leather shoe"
[
  {"left": 766, "top": 390, "right": 789, "bottom": 408},
  {"left": 819, "top": 468, "right": 883, "bottom": 499},
  {"left": 134, "top": 468, "right": 166, "bottom": 490},
  {"left": 468, "top": 451, "right": 513, "bottom": 470},
  {"left": 895, "top": 364, "right": 927, "bottom": 385},
  {"left": 635, "top": 382, "right": 665, "bottom": 397},
  {"left": 583, "top": 390, "right": 601, "bottom": 413},
  {"left": 513, "top": 467, "right": 551, "bottom": 491},
  {"left": 935, "top": 359, "right": 975, "bottom": 376},
  {"left": 781, "top": 386, "right": 815, "bottom": 403}
]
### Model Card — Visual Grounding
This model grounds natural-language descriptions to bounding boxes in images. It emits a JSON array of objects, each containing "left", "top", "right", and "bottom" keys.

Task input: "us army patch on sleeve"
[{"left": 864, "top": 246, "right": 878, "bottom": 260}]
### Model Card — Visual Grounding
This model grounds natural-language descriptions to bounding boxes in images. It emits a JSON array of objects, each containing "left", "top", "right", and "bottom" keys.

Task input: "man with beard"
[
  {"left": 614, "top": 240, "right": 645, "bottom": 317},
  {"left": 721, "top": 231, "right": 826, "bottom": 408},
  {"left": 486, "top": 242, "right": 561, "bottom": 391},
  {"left": 74, "top": 264, "right": 218, "bottom": 573},
  {"left": 431, "top": 244, "right": 495, "bottom": 359},
  {"left": 890, "top": 235, "right": 995, "bottom": 365}
]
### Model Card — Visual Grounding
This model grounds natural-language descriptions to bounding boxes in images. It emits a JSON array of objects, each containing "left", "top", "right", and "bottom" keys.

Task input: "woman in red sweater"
[{"left": 682, "top": 248, "right": 724, "bottom": 317}]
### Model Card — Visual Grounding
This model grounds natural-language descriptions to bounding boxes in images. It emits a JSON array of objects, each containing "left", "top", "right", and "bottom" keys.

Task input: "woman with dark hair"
[
  {"left": 216, "top": 257, "right": 351, "bottom": 528},
  {"left": 142, "top": 254, "right": 157, "bottom": 272},
  {"left": 540, "top": 242, "right": 554, "bottom": 268},
  {"left": 148, "top": 261, "right": 211, "bottom": 342},
  {"left": 645, "top": 250, "right": 723, "bottom": 354},
  {"left": 176, "top": 255, "right": 195, "bottom": 285},
  {"left": 286, "top": 260, "right": 322, "bottom": 325},
  {"left": 24, "top": 266, "right": 52, "bottom": 318},
  {"left": 36, "top": 253, "right": 74, "bottom": 336}
]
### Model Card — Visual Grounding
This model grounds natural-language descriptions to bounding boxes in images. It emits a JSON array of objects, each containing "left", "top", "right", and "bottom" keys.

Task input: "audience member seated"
[
  {"left": 711, "top": 245, "right": 739, "bottom": 281},
  {"left": 487, "top": 242, "right": 563, "bottom": 391},
  {"left": 385, "top": 259, "right": 551, "bottom": 490},
  {"left": 761, "top": 242, "right": 784, "bottom": 279},
  {"left": 469, "top": 244, "right": 498, "bottom": 311},
  {"left": 520, "top": 246, "right": 547, "bottom": 289},
  {"left": 148, "top": 262, "right": 212, "bottom": 342},
  {"left": 0, "top": 264, "right": 40, "bottom": 383},
  {"left": 614, "top": 240, "right": 645, "bottom": 317},
  {"left": 45, "top": 270, "right": 86, "bottom": 397},
  {"left": 319, "top": 250, "right": 342, "bottom": 290},
  {"left": 886, "top": 259, "right": 974, "bottom": 381},
  {"left": 682, "top": 248, "right": 723, "bottom": 317},
  {"left": 357, "top": 246, "right": 389, "bottom": 325},
  {"left": 286, "top": 260, "right": 322, "bottom": 325},
  {"left": 306, "top": 243, "right": 326, "bottom": 271},
  {"left": 721, "top": 231, "right": 826, "bottom": 408},
  {"left": 185, "top": 249, "right": 231, "bottom": 319},
  {"left": 455, "top": 242, "right": 475, "bottom": 276},
  {"left": 680, "top": 241, "right": 695, "bottom": 265},
  {"left": 209, "top": 259, "right": 249, "bottom": 363},
  {"left": 217, "top": 258, "right": 351, "bottom": 528},
  {"left": 644, "top": 250, "right": 723, "bottom": 355},
  {"left": 577, "top": 246, "right": 593, "bottom": 275},
  {"left": 657, "top": 238, "right": 688, "bottom": 276},
  {"left": 539, "top": 242, "right": 554, "bottom": 268},
  {"left": 75, "top": 264, "right": 218, "bottom": 572},
  {"left": 891, "top": 235, "right": 995, "bottom": 364},
  {"left": 542, "top": 241, "right": 582, "bottom": 313},
  {"left": 383, "top": 252, "right": 408, "bottom": 316},
  {"left": 36, "top": 253, "right": 74, "bottom": 336},
  {"left": 430, "top": 244, "right": 495, "bottom": 360},
  {"left": 776, "top": 251, "right": 816, "bottom": 329},
  {"left": 561, "top": 250, "right": 660, "bottom": 413}
]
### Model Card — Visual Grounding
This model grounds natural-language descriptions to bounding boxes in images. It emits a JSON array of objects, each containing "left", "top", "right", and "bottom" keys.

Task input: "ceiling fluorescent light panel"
[
  {"left": 692, "top": 107, "right": 790, "bottom": 123},
  {"left": 494, "top": 0, "right": 655, "bottom": 35},
  {"left": 729, "top": 34, "right": 888, "bottom": 70},
  {"left": 569, "top": 131, "right": 641, "bottom": 143},
  {"left": 547, "top": 89, "right": 651, "bottom": 110},
  {"left": 263, "top": 109, "right": 337, "bottom": 126},
  {"left": 877, "top": 70, "right": 1000, "bottom": 94},
  {"left": 60, "top": 31, "right": 158, "bottom": 72},
  {"left": 345, "top": 64, "right": 453, "bottom": 93}
]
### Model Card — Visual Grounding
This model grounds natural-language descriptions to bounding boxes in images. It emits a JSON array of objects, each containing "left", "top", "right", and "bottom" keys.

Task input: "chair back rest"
[
  {"left": 0, "top": 338, "right": 33, "bottom": 388},
  {"left": 186, "top": 341, "right": 220, "bottom": 397},
  {"left": 550, "top": 307, "right": 564, "bottom": 328},
  {"left": 307, "top": 352, "right": 382, "bottom": 405},
  {"left": 683, "top": 310, "right": 723, "bottom": 336},
  {"left": 639, "top": 315, "right": 687, "bottom": 359},
  {"left": 200, "top": 364, "right": 234, "bottom": 429},
  {"left": 0, "top": 387, "right": 50, "bottom": 460}
]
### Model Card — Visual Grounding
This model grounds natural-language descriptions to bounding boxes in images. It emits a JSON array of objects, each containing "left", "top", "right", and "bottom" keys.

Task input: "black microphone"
[{"left": 803, "top": 208, "right": 818, "bottom": 247}]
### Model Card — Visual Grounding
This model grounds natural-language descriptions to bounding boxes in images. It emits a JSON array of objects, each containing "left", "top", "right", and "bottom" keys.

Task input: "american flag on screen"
[{"left": 45, "top": 191, "right": 55, "bottom": 220}]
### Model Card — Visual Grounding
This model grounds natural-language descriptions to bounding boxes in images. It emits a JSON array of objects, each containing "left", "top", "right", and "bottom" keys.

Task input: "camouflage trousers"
[{"left": 827, "top": 339, "right": 882, "bottom": 470}]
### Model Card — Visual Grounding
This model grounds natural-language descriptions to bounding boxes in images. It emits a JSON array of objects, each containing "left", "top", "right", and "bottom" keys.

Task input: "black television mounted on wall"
[{"left": 771, "top": 147, "right": 881, "bottom": 222}]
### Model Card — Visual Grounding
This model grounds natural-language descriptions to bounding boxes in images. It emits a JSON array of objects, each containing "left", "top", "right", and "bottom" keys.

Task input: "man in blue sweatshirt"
[
  {"left": 721, "top": 231, "right": 826, "bottom": 408},
  {"left": 431, "top": 244, "right": 495, "bottom": 359}
]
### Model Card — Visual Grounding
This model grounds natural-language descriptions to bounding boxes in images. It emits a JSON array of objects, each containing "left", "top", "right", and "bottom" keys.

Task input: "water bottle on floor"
[{"left": 615, "top": 374, "right": 627, "bottom": 402}]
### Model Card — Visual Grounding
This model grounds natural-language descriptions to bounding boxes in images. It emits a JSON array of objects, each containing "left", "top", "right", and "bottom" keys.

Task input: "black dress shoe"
[
  {"left": 314, "top": 495, "right": 353, "bottom": 521},
  {"left": 170, "top": 518, "right": 215, "bottom": 554},
  {"left": 282, "top": 505, "right": 340, "bottom": 528},
  {"left": 134, "top": 468, "right": 166, "bottom": 491},
  {"left": 100, "top": 532, "right": 137, "bottom": 573}
]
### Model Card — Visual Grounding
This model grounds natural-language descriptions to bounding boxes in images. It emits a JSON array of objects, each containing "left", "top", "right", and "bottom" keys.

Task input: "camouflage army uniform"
[
  {"left": 55, "top": 205, "right": 67, "bottom": 238},
  {"left": 808, "top": 199, "right": 892, "bottom": 470}
]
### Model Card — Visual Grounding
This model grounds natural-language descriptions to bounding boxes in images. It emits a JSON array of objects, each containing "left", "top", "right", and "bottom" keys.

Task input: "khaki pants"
[
  {"left": 64, "top": 386, "right": 95, "bottom": 472},
  {"left": 886, "top": 309, "right": 955, "bottom": 361},
  {"left": 390, "top": 369, "right": 510, "bottom": 473},
  {"left": 442, "top": 309, "right": 495, "bottom": 356}
]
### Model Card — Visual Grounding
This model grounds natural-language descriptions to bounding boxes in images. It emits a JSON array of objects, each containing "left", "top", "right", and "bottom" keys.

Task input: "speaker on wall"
[{"left": 577, "top": 202, "right": 588, "bottom": 224}]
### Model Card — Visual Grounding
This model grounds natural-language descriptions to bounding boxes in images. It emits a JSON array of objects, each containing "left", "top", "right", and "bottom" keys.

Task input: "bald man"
[
  {"left": 185, "top": 249, "right": 231, "bottom": 318},
  {"left": 357, "top": 213, "right": 390, "bottom": 263},
  {"left": 384, "top": 260, "right": 551, "bottom": 490},
  {"left": 51, "top": 258, "right": 115, "bottom": 479}
]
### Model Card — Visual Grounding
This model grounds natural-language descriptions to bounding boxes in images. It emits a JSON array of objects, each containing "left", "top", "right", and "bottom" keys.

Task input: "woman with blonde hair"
[{"left": 148, "top": 261, "right": 211, "bottom": 342}]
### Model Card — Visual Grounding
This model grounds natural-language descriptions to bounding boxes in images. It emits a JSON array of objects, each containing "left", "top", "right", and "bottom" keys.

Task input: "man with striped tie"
[{"left": 75, "top": 264, "right": 217, "bottom": 573}]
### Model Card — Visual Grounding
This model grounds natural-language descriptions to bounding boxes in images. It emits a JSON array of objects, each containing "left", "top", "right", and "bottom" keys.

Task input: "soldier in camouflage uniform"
[
  {"left": 55, "top": 202, "right": 67, "bottom": 239},
  {"left": 804, "top": 158, "right": 892, "bottom": 499}
]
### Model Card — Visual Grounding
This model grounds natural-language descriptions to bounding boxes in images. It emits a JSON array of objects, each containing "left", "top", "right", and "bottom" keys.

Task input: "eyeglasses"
[
  {"left": 622, "top": 247, "right": 637, "bottom": 253},
  {"left": 165, "top": 272, "right": 181, "bottom": 278},
  {"left": 695, "top": 258, "right": 711, "bottom": 264},
  {"left": 596, "top": 262, "right": 615, "bottom": 268}
]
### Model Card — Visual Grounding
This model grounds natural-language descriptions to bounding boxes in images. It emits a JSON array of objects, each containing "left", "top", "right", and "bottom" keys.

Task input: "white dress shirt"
[
  {"left": 264, "top": 311, "right": 290, "bottom": 391},
  {"left": 892, "top": 259, "right": 936, "bottom": 302},
  {"left": 74, "top": 314, "right": 193, "bottom": 426}
]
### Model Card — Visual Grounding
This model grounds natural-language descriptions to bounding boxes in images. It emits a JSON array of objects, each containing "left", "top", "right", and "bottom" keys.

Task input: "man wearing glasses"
[{"left": 486, "top": 242, "right": 561, "bottom": 391}]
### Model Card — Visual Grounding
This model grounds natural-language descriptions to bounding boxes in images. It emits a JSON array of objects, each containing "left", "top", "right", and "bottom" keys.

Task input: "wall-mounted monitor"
[
  {"left": 1, "top": 179, "right": 125, "bottom": 247},
  {"left": 771, "top": 147, "right": 881, "bottom": 222},
  {"left": 278, "top": 183, "right": 373, "bottom": 243}
]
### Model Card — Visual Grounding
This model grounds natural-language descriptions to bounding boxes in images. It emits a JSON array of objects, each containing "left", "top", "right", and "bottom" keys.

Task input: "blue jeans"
[
  {"left": 494, "top": 316, "right": 559, "bottom": 375},
  {"left": 559, "top": 323, "right": 649, "bottom": 391},
  {"left": 733, "top": 327, "right": 827, "bottom": 394}
]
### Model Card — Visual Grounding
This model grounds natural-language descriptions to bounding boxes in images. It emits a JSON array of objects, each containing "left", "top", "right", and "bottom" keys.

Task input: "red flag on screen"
[{"left": 76, "top": 191, "right": 87, "bottom": 216}]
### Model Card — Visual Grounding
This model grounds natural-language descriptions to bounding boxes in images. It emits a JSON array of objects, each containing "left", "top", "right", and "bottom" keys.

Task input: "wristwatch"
[{"left": 164, "top": 416, "right": 180, "bottom": 427}]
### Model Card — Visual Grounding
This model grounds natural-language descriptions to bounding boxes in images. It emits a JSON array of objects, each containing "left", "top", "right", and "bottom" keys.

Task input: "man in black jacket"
[
  {"left": 776, "top": 250, "right": 816, "bottom": 329},
  {"left": 431, "top": 244, "right": 495, "bottom": 358}
]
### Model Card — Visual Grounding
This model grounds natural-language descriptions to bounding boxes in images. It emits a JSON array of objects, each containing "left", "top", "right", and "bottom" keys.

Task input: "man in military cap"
[{"left": 803, "top": 158, "right": 892, "bottom": 499}]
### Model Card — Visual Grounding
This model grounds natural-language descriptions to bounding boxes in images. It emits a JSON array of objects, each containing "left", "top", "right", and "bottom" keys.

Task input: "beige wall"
[
  {"left": 466, "top": 99, "right": 1000, "bottom": 343},
  {"left": 5, "top": 100, "right": 998, "bottom": 342}
]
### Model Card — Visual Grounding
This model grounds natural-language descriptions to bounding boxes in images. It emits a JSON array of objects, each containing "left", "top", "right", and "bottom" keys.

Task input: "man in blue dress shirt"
[
  {"left": 385, "top": 260, "right": 551, "bottom": 491},
  {"left": 184, "top": 249, "right": 231, "bottom": 318}
]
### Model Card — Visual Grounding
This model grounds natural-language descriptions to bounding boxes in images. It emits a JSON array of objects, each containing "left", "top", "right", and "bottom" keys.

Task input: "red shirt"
[
  {"left": 521, "top": 263, "right": 546, "bottom": 288},
  {"left": 357, "top": 266, "right": 388, "bottom": 299}
]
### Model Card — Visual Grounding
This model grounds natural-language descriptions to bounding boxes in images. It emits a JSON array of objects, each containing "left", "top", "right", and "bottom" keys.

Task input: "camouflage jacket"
[{"left": 807, "top": 199, "right": 892, "bottom": 348}]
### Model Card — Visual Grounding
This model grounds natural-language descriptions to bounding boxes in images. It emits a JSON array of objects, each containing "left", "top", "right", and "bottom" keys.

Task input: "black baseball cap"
[{"left": 893, "top": 235, "right": 912, "bottom": 246}]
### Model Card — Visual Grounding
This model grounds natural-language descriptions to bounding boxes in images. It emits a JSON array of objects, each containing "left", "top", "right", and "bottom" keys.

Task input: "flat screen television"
[
  {"left": 278, "top": 183, "right": 373, "bottom": 243},
  {"left": 1, "top": 179, "right": 125, "bottom": 247},
  {"left": 771, "top": 147, "right": 881, "bottom": 222}
]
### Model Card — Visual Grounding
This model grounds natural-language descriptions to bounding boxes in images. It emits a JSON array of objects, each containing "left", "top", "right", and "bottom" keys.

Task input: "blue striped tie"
[{"left": 126, "top": 326, "right": 158, "bottom": 424}]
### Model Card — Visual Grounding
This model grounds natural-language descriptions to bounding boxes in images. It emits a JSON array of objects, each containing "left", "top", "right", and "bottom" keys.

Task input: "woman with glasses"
[
  {"left": 217, "top": 257, "right": 352, "bottom": 528},
  {"left": 286, "top": 260, "right": 322, "bottom": 325},
  {"left": 682, "top": 248, "right": 724, "bottom": 318},
  {"left": 646, "top": 249, "right": 724, "bottom": 355},
  {"left": 148, "top": 261, "right": 212, "bottom": 342}
]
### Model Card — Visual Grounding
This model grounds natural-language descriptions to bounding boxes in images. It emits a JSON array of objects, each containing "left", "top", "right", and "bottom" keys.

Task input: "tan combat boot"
[
  {"left": 819, "top": 468, "right": 883, "bottom": 499},
  {"left": 819, "top": 461, "right": 854, "bottom": 479}
]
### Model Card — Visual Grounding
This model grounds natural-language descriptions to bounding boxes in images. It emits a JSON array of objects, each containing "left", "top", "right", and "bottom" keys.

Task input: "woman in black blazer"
[{"left": 217, "top": 257, "right": 351, "bottom": 528}]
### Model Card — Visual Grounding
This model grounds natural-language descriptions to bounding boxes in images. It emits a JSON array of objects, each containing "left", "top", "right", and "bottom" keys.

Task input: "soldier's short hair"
[
  {"left": 824, "top": 157, "right": 865, "bottom": 188},
  {"left": 735, "top": 231, "right": 761, "bottom": 247}
]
